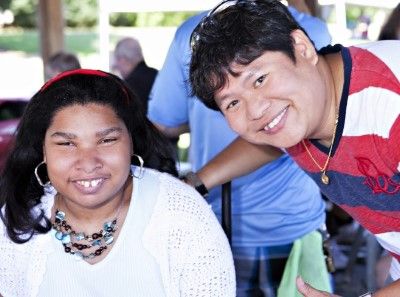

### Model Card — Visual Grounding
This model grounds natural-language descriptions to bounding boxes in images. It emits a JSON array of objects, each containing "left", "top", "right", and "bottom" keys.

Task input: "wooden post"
[{"left": 38, "top": 0, "right": 64, "bottom": 67}]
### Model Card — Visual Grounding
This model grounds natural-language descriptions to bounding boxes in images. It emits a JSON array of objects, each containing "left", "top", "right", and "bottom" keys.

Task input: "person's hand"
[
  {"left": 181, "top": 171, "right": 209, "bottom": 198},
  {"left": 296, "top": 276, "right": 342, "bottom": 297}
]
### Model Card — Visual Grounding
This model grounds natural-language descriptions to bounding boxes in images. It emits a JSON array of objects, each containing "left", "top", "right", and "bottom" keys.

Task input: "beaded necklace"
[{"left": 52, "top": 198, "right": 124, "bottom": 260}]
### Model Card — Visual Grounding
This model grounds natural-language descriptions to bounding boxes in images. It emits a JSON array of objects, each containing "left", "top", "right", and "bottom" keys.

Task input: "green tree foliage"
[
  {"left": 64, "top": 0, "right": 97, "bottom": 27},
  {"left": 10, "top": 0, "right": 37, "bottom": 28},
  {"left": 6, "top": 0, "right": 196, "bottom": 29},
  {"left": 110, "top": 13, "right": 137, "bottom": 27},
  {"left": 0, "top": 0, "right": 12, "bottom": 10},
  {"left": 111, "top": 11, "right": 197, "bottom": 27},
  {"left": 7, "top": 0, "right": 98, "bottom": 28}
]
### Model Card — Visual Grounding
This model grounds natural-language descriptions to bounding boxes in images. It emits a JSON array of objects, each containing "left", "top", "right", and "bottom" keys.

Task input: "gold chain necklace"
[{"left": 302, "top": 112, "right": 339, "bottom": 185}]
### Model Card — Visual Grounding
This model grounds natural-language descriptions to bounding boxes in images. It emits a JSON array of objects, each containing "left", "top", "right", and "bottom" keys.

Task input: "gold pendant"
[{"left": 321, "top": 172, "right": 330, "bottom": 185}]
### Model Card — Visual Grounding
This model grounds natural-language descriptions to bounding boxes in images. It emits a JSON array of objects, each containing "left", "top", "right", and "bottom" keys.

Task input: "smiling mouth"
[
  {"left": 75, "top": 178, "right": 103, "bottom": 188},
  {"left": 264, "top": 106, "right": 288, "bottom": 130}
]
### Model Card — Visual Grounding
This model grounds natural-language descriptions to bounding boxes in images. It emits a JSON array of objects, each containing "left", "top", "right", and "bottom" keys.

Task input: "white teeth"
[
  {"left": 265, "top": 107, "right": 287, "bottom": 130},
  {"left": 77, "top": 179, "right": 102, "bottom": 188},
  {"left": 90, "top": 179, "right": 100, "bottom": 187}
]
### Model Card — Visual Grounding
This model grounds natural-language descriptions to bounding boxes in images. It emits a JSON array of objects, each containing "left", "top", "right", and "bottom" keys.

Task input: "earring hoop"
[
  {"left": 131, "top": 154, "right": 144, "bottom": 178},
  {"left": 34, "top": 161, "right": 51, "bottom": 187}
]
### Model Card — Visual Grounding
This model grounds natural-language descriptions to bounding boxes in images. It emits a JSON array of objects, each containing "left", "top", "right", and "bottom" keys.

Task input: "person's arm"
[
  {"left": 147, "top": 22, "right": 192, "bottom": 138},
  {"left": 196, "top": 136, "right": 283, "bottom": 190},
  {"left": 296, "top": 276, "right": 400, "bottom": 297}
]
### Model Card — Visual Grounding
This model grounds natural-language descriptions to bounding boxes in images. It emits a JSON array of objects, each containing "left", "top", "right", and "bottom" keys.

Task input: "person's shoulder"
[
  {"left": 156, "top": 170, "right": 213, "bottom": 218},
  {"left": 0, "top": 210, "right": 7, "bottom": 240},
  {"left": 0, "top": 208, "right": 20, "bottom": 252},
  {"left": 140, "top": 168, "right": 213, "bottom": 220},
  {"left": 177, "top": 12, "right": 208, "bottom": 34},
  {"left": 174, "top": 12, "right": 208, "bottom": 44},
  {"left": 351, "top": 40, "right": 400, "bottom": 53},
  {"left": 158, "top": 170, "right": 199, "bottom": 197},
  {"left": 349, "top": 41, "right": 400, "bottom": 70},
  {"left": 142, "top": 62, "right": 158, "bottom": 74}
]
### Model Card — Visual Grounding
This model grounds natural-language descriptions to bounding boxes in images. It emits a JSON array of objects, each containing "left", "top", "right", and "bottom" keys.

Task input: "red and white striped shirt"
[{"left": 288, "top": 41, "right": 400, "bottom": 278}]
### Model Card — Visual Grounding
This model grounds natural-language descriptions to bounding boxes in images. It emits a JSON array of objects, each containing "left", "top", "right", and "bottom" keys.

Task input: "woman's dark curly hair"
[{"left": 0, "top": 69, "right": 178, "bottom": 243}]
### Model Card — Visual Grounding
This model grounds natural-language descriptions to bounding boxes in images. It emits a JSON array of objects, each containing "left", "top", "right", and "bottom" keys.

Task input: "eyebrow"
[
  {"left": 244, "top": 61, "right": 266, "bottom": 84},
  {"left": 217, "top": 68, "right": 259, "bottom": 103},
  {"left": 96, "top": 127, "right": 123, "bottom": 137},
  {"left": 244, "top": 70, "right": 256, "bottom": 84},
  {"left": 50, "top": 127, "right": 123, "bottom": 139},
  {"left": 50, "top": 131, "right": 76, "bottom": 139}
]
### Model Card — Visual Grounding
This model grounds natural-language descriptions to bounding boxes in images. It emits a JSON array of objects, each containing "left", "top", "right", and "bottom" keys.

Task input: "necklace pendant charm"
[{"left": 321, "top": 172, "right": 330, "bottom": 185}]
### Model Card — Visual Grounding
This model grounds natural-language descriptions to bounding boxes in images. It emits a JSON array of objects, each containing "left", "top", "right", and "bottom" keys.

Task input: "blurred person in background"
[
  {"left": 378, "top": 3, "right": 400, "bottom": 41},
  {"left": 113, "top": 37, "right": 157, "bottom": 114},
  {"left": 45, "top": 52, "right": 81, "bottom": 81}
]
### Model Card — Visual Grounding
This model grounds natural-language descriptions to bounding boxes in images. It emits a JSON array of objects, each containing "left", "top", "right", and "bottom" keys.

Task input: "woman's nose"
[{"left": 75, "top": 149, "right": 103, "bottom": 173}]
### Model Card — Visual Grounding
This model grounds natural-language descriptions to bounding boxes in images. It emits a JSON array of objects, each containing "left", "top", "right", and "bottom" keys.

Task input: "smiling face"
[
  {"left": 215, "top": 30, "right": 332, "bottom": 148},
  {"left": 43, "top": 103, "right": 133, "bottom": 211}
]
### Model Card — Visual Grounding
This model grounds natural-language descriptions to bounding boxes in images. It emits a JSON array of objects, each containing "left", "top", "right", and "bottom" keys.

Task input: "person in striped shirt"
[{"left": 189, "top": 0, "right": 400, "bottom": 296}]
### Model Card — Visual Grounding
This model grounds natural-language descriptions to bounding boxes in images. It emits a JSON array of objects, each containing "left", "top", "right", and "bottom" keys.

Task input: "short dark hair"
[
  {"left": 48, "top": 52, "right": 81, "bottom": 71},
  {"left": 0, "top": 69, "right": 178, "bottom": 243},
  {"left": 189, "top": 0, "right": 309, "bottom": 110}
]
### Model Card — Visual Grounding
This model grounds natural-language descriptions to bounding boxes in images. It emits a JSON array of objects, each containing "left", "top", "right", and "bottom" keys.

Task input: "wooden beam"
[{"left": 38, "top": 0, "right": 64, "bottom": 66}]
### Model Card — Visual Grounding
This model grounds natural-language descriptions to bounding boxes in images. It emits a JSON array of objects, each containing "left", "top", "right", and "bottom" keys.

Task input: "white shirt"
[
  {"left": 37, "top": 168, "right": 165, "bottom": 296},
  {"left": 0, "top": 168, "right": 235, "bottom": 297}
]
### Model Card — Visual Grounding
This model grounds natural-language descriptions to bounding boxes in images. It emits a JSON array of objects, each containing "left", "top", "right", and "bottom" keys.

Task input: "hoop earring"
[
  {"left": 131, "top": 154, "right": 144, "bottom": 178},
  {"left": 34, "top": 161, "right": 51, "bottom": 187}
]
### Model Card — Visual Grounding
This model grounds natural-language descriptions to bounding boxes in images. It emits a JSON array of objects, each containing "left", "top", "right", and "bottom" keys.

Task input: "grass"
[
  {"left": 0, "top": 28, "right": 99, "bottom": 55},
  {"left": 0, "top": 29, "right": 40, "bottom": 53}
]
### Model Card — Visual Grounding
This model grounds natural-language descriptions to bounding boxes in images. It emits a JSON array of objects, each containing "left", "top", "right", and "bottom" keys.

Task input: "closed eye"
[
  {"left": 56, "top": 141, "right": 74, "bottom": 146},
  {"left": 99, "top": 137, "right": 118, "bottom": 145}
]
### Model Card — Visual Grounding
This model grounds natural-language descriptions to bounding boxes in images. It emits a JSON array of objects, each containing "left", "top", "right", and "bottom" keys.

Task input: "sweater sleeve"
[
  {"left": 143, "top": 172, "right": 236, "bottom": 297},
  {"left": 176, "top": 186, "right": 236, "bottom": 297}
]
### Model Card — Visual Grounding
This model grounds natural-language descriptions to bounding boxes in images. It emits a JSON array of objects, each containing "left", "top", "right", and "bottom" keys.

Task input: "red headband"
[
  {"left": 40, "top": 68, "right": 131, "bottom": 104},
  {"left": 40, "top": 69, "right": 109, "bottom": 92}
]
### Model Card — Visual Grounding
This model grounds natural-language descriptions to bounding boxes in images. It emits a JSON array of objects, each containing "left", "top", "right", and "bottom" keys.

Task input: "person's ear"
[{"left": 291, "top": 29, "right": 318, "bottom": 66}]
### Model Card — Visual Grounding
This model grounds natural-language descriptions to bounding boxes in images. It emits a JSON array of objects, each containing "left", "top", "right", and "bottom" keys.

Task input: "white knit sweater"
[{"left": 0, "top": 168, "right": 235, "bottom": 297}]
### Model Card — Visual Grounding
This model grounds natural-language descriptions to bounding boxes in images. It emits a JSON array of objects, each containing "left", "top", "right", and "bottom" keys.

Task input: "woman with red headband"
[{"left": 0, "top": 69, "right": 235, "bottom": 296}]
